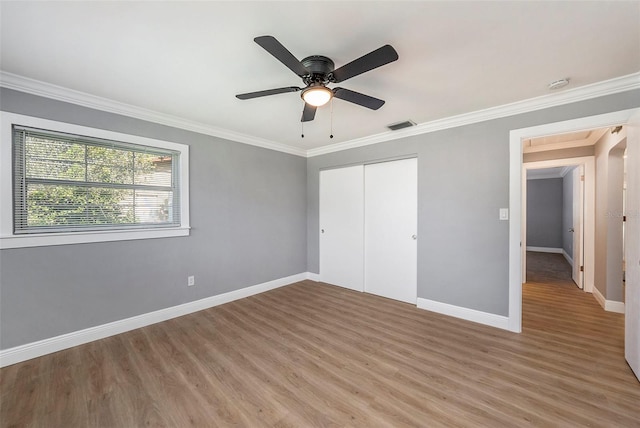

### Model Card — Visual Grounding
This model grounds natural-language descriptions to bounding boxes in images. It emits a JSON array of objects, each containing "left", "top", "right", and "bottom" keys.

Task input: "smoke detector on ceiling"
[{"left": 548, "top": 78, "right": 570, "bottom": 90}]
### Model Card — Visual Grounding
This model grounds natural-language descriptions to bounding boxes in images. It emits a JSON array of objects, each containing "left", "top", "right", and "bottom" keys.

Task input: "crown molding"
[
  {"left": 560, "top": 165, "right": 574, "bottom": 178},
  {"left": 526, "top": 169, "right": 565, "bottom": 180},
  {"left": 2, "top": 71, "right": 638, "bottom": 159},
  {"left": 306, "top": 72, "right": 640, "bottom": 157},
  {"left": 0, "top": 72, "right": 307, "bottom": 157}
]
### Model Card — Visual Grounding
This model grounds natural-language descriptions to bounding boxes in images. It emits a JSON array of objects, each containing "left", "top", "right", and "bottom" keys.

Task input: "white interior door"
[
  {"left": 572, "top": 165, "right": 584, "bottom": 288},
  {"left": 319, "top": 165, "right": 364, "bottom": 292},
  {"left": 625, "top": 112, "right": 640, "bottom": 381},
  {"left": 364, "top": 158, "right": 417, "bottom": 304}
]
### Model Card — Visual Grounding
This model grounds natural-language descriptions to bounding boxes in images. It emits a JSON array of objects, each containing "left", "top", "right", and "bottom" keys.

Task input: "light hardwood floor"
[{"left": 1, "top": 278, "right": 639, "bottom": 427}]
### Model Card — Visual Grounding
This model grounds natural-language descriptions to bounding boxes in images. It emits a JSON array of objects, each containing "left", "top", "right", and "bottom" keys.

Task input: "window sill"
[{"left": 0, "top": 227, "right": 190, "bottom": 249}]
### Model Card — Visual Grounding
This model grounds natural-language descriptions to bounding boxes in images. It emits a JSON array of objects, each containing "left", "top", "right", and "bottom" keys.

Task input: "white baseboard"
[
  {"left": 592, "top": 285, "right": 606, "bottom": 307},
  {"left": 591, "top": 286, "right": 625, "bottom": 314},
  {"left": 416, "top": 298, "right": 510, "bottom": 331},
  {"left": 526, "top": 246, "right": 563, "bottom": 254},
  {"left": 606, "top": 300, "right": 625, "bottom": 313},
  {"left": 0, "top": 272, "right": 309, "bottom": 368},
  {"left": 305, "top": 272, "right": 320, "bottom": 282},
  {"left": 562, "top": 249, "right": 574, "bottom": 267}
]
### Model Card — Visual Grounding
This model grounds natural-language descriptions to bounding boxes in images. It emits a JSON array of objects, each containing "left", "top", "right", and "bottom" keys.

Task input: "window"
[
  {"left": 13, "top": 126, "right": 180, "bottom": 233},
  {"left": 1, "top": 112, "right": 190, "bottom": 248}
]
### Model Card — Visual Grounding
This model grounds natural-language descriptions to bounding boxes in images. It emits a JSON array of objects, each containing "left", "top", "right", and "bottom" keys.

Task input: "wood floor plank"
[{"left": 2, "top": 265, "right": 639, "bottom": 427}]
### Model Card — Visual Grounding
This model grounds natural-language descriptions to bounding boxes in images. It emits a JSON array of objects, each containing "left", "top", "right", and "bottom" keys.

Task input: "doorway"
[
  {"left": 522, "top": 158, "right": 592, "bottom": 292},
  {"left": 524, "top": 164, "right": 583, "bottom": 289},
  {"left": 508, "top": 108, "right": 640, "bottom": 333}
]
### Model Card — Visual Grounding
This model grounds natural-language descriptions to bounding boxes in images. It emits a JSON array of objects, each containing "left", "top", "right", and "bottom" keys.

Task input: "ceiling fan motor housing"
[{"left": 301, "top": 55, "right": 335, "bottom": 84}]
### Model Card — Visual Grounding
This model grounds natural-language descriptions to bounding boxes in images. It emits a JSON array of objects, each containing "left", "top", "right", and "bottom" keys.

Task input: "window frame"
[{"left": 1, "top": 112, "right": 190, "bottom": 249}]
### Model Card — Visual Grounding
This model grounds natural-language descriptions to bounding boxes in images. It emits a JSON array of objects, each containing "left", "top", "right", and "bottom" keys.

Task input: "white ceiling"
[{"left": 1, "top": 1, "right": 639, "bottom": 153}]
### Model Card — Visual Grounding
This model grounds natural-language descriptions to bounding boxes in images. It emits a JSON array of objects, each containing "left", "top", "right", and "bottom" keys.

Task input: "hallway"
[
  {"left": 523, "top": 250, "right": 623, "bottom": 343},
  {"left": 526, "top": 250, "right": 574, "bottom": 285}
]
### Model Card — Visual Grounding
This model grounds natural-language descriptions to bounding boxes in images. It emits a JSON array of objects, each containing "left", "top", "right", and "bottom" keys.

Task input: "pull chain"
[
  {"left": 329, "top": 98, "right": 334, "bottom": 139},
  {"left": 301, "top": 120, "right": 304, "bottom": 138}
]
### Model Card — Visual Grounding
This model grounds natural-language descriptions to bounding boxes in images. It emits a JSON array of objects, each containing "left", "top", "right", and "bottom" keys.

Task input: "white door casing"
[
  {"left": 509, "top": 108, "right": 640, "bottom": 333},
  {"left": 364, "top": 158, "right": 418, "bottom": 304},
  {"left": 319, "top": 165, "right": 364, "bottom": 292},
  {"left": 572, "top": 165, "right": 585, "bottom": 288}
]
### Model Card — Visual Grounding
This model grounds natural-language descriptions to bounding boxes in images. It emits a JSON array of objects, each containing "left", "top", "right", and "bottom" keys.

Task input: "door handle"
[
  {"left": 569, "top": 228, "right": 574, "bottom": 232},
  {"left": 412, "top": 234, "right": 417, "bottom": 240}
]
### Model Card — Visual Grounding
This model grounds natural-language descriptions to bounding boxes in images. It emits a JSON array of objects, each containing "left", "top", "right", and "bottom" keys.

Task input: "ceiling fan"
[{"left": 236, "top": 36, "right": 399, "bottom": 122}]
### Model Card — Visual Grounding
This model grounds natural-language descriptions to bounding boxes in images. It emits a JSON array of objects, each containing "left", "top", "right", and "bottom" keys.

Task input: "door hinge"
[
  {"left": 623, "top": 215, "right": 626, "bottom": 222},
  {"left": 580, "top": 175, "right": 585, "bottom": 182},
  {"left": 580, "top": 266, "right": 584, "bottom": 272}
]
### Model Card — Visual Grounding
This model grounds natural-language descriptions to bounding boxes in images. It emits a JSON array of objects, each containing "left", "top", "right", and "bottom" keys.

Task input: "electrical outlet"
[{"left": 187, "top": 275, "right": 195, "bottom": 286}]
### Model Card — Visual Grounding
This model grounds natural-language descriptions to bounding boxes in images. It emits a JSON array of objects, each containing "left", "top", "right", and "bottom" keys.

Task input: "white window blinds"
[{"left": 13, "top": 125, "right": 181, "bottom": 234}]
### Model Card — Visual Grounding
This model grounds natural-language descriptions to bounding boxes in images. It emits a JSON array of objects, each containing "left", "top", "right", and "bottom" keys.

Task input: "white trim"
[
  {"left": 526, "top": 170, "right": 565, "bottom": 180},
  {"left": 0, "top": 112, "right": 190, "bottom": 248},
  {"left": 560, "top": 165, "right": 574, "bottom": 178},
  {"left": 305, "top": 272, "right": 320, "bottom": 282},
  {"left": 0, "top": 227, "right": 190, "bottom": 249},
  {"left": 592, "top": 285, "right": 606, "bottom": 307},
  {"left": 526, "top": 246, "right": 563, "bottom": 254},
  {"left": 308, "top": 72, "right": 640, "bottom": 157},
  {"left": 416, "top": 298, "right": 510, "bottom": 331},
  {"left": 509, "top": 127, "right": 523, "bottom": 333},
  {"left": 0, "top": 272, "right": 308, "bottom": 367},
  {"left": 591, "top": 286, "right": 625, "bottom": 313},
  {"left": 562, "top": 249, "right": 574, "bottom": 267},
  {"left": 0, "top": 72, "right": 306, "bottom": 158},
  {"left": 606, "top": 300, "right": 625, "bottom": 314},
  {"left": 2, "top": 71, "right": 638, "bottom": 159},
  {"left": 509, "top": 108, "right": 640, "bottom": 335}
]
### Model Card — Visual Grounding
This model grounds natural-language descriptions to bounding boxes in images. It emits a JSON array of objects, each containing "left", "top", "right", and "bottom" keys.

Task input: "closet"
[{"left": 319, "top": 158, "right": 417, "bottom": 304}]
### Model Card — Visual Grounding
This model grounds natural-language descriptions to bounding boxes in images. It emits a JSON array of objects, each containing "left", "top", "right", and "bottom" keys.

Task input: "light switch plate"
[{"left": 499, "top": 208, "right": 509, "bottom": 221}]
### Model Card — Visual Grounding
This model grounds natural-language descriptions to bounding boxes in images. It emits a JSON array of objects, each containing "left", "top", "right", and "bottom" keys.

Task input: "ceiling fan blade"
[
  {"left": 301, "top": 103, "right": 317, "bottom": 122},
  {"left": 333, "top": 88, "right": 385, "bottom": 110},
  {"left": 254, "top": 36, "right": 309, "bottom": 77},
  {"left": 236, "top": 86, "right": 301, "bottom": 100},
  {"left": 331, "top": 45, "right": 398, "bottom": 83}
]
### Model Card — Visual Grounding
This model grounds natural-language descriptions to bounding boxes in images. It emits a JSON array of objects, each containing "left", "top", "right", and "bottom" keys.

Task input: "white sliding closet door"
[
  {"left": 319, "top": 165, "right": 364, "bottom": 291},
  {"left": 364, "top": 158, "right": 417, "bottom": 304}
]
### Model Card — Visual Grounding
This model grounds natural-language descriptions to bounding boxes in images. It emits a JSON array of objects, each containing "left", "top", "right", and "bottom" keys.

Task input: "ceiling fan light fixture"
[{"left": 302, "top": 86, "right": 333, "bottom": 107}]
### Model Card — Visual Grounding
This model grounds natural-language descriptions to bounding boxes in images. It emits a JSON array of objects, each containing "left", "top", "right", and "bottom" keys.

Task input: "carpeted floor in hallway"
[{"left": 526, "top": 251, "right": 575, "bottom": 285}]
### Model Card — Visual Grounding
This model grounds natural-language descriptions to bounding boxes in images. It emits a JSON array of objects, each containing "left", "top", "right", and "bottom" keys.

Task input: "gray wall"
[
  {"left": 526, "top": 178, "right": 563, "bottom": 249},
  {"left": 2, "top": 87, "right": 639, "bottom": 348},
  {"left": 607, "top": 148, "right": 625, "bottom": 302},
  {"left": 562, "top": 169, "right": 575, "bottom": 259},
  {"left": 0, "top": 88, "right": 308, "bottom": 349},
  {"left": 307, "top": 89, "right": 640, "bottom": 317}
]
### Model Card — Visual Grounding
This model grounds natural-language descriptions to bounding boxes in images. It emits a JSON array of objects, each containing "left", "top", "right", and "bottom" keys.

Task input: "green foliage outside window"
[{"left": 20, "top": 133, "right": 170, "bottom": 229}]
